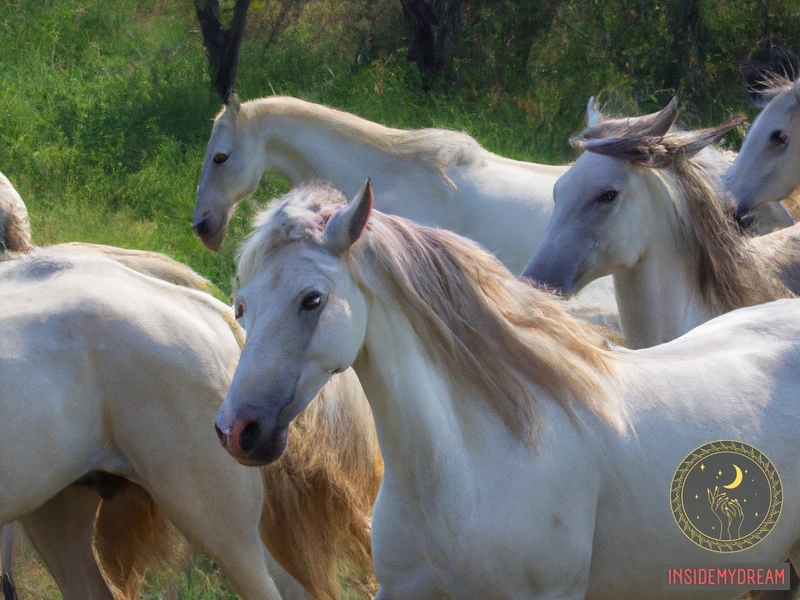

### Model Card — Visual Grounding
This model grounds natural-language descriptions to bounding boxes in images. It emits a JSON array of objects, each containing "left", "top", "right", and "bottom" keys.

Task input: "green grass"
[
  {"left": 12, "top": 527, "right": 371, "bottom": 599},
  {"left": 0, "top": 0, "right": 595, "bottom": 297}
]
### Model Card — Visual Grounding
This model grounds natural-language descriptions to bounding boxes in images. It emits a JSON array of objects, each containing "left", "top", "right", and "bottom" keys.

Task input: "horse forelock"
[
  {"left": 241, "top": 183, "right": 625, "bottom": 443},
  {"left": 750, "top": 74, "right": 796, "bottom": 102},
  {"left": 237, "top": 182, "right": 348, "bottom": 285}
]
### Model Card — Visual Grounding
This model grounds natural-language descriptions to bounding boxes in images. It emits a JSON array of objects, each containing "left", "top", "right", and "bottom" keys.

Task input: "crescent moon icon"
[{"left": 723, "top": 464, "right": 743, "bottom": 489}]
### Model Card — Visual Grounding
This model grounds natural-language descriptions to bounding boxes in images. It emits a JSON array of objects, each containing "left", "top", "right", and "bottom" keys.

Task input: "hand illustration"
[
  {"left": 708, "top": 487, "right": 731, "bottom": 540},
  {"left": 722, "top": 499, "right": 745, "bottom": 540}
]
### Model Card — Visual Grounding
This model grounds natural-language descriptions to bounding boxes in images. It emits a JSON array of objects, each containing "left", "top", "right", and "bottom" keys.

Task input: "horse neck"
[
  {"left": 255, "top": 109, "right": 411, "bottom": 194},
  {"left": 350, "top": 297, "right": 510, "bottom": 488},
  {"left": 612, "top": 178, "right": 717, "bottom": 348}
]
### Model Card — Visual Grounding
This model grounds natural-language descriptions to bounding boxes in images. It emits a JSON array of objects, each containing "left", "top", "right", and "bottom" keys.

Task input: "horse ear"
[
  {"left": 227, "top": 94, "right": 241, "bottom": 116},
  {"left": 640, "top": 97, "right": 679, "bottom": 137},
  {"left": 663, "top": 116, "right": 746, "bottom": 159},
  {"left": 586, "top": 96, "right": 602, "bottom": 128},
  {"left": 581, "top": 137, "right": 673, "bottom": 168},
  {"left": 323, "top": 180, "right": 373, "bottom": 253}
]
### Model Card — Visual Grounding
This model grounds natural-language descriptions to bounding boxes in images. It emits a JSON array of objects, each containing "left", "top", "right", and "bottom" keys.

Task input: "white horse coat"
[
  {"left": 217, "top": 182, "right": 800, "bottom": 599},
  {"left": 0, "top": 250, "right": 295, "bottom": 600},
  {"left": 191, "top": 96, "right": 619, "bottom": 327}
]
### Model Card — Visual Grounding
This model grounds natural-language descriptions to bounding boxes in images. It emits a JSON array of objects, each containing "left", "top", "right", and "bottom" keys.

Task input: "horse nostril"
[
  {"left": 193, "top": 217, "right": 210, "bottom": 236},
  {"left": 214, "top": 422, "right": 226, "bottom": 446},
  {"left": 238, "top": 421, "right": 261, "bottom": 454}
]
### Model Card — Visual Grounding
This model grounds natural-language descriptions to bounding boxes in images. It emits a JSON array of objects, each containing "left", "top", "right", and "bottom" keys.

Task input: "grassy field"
[
  {"left": 10, "top": 524, "right": 241, "bottom": 600},
  {"left": 0, "top": 0, "right": 603, "bottom": 298},
  {"left": 0, "top": 0, "right": 772, "bottom": 597}
]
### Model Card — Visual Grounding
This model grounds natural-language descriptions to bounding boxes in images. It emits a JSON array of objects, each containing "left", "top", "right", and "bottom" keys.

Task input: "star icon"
[{"left": 700, "top": 464, "right": 705, "bottom": 471}]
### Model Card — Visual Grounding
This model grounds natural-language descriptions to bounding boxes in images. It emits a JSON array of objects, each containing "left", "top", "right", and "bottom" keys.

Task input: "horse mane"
[
  {"left": 55, "top": 242, "right": 217, "bottom": 296},
  {"left": 0, "top": 173, "right": 35, "bottom": 254},
  {"left": 237, "top": 97, "right": 484, "bottom": 187},
  {"left": 239, "top": 183, "right": 624, "bottom": 443},
  {"left": 258, "top": 369, "right": 381, "bottom": 598},
  {"left": 755, "top": 74, "right": 796, "bottom": 96},
  {"left": 572, "top": 121, "right": 792, "bottom": 312}
]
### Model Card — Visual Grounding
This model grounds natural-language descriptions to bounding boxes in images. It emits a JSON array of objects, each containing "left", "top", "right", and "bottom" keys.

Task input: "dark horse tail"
[{"left": 1, "top": 573, "right": 17, "bottom": 600}]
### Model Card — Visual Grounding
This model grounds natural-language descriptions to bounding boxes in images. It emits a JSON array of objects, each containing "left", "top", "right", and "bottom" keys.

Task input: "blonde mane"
[
  {"left": 238, "top": 183, "right": 623, "bottom": 443},
  {"left": 236, "top": 97, "right": 483, "bottom": 186},
  {"left": 747, "top": 74, "right": 796, "bottom": 101},
  {"left": 572, "top": 121, "right": 795, "bottom": 313},
  {"left": 0, "top": 173, "right": 34, "bottom": 254}
]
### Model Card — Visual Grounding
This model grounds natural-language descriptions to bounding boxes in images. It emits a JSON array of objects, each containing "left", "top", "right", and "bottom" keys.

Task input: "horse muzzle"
[
  {"left": 522, "top": 257, "right": 578, "bottom": 297},
  {"left": 192, "top": 206, "right": 229, "bottom": 251},
  {"left": 215, "top": 411, "right": 289, "bottom": 466}
]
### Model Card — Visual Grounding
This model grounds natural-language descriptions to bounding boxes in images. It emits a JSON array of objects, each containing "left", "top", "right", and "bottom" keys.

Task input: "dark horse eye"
[
  {"left": 770, "top": 130, "right": 788, "bottom": 146},
  {"left": 235, "top": 300, "right": 245, "bottom": 320},
  {"left": 213, "top": 152, "right": 229, "bottom": 164},
  {"left": 301, "top": 292, "right": 322, "bottom": 311},
  {"left": 595, "top": 190, "right": 618, "bottom": 204}
]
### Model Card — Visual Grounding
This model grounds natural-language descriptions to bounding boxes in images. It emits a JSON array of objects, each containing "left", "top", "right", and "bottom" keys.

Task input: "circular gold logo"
[{"left": 670, "top": 441, "right": 782, "bottom": 553}]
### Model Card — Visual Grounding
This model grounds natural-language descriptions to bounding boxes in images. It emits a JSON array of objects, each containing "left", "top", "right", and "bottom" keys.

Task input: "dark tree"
[
  {"left": 400, "top": 0, "right": 462, "bottom": 90},
  {"left": 195, "top": 0, "right": 252, "bottom": 104}
]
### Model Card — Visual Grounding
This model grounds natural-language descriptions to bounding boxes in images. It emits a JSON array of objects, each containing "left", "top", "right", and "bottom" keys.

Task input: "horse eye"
[
  {"left": 301, "top": 292, "right": 322, "bottom": 311},
  {"left": 235, "top": 300, "right": 245, "bottom": 320},
  {"left": 213, "top": 152, "right": 229, "bottom": 164},
  {"left": 595, "top": 190, "right": 618, "bottom": 204},
  {"left": 770, "top": 130, "right": 788, "bottom": 146}
]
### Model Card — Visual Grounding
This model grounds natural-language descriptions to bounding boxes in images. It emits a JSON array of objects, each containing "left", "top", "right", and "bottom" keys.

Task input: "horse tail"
[
  {"left": 259, "top": 371, "right": 382, "bottom": 600},
  {"left": 1, "top": 523, "right": 17, "bottom": 600},
  {"left": 93, "top": 482, "right": 185, "bottom": 600},
  {"left": 53, "top": 242, "right": 218, "bottom": 295}
]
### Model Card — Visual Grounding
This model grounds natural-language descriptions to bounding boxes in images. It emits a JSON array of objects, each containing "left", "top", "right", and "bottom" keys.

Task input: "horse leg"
[
  {"left": 133, "top": 457, "right": 283, "bottom": 600},
  {"left": 1, "top": 523, "right": 17, "bottom": 600},
  {"left": 157, "top": 490, "right": 282, "bottom": 600},
  {"left": 19, "top": 486, "right": 114, "bottom": 600},
  {"left": 263, "top": 552, "right": 311, "bottom": 600}
]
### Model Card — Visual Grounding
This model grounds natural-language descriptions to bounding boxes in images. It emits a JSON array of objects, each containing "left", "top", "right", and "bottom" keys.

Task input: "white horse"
[
  {"left": 725, "top": 77, "right": 800, "bottom": 216},
  {"left": 191, "top": 95, "right": 619, "bottom": 327},
  {"left": 0, "top": 248, "right": 381, "bottom": 600},
  {"left": 213, "top": 181, "right": 800, "bottom": 599},
  {"left": 0, "top": 173, "right": 381, "bottom": 600},
  {"left": 523, "top": 100, "right": 800, "bottom": 348},
  {"left": 0, "top": 250, "right": 285, "bottom": 600}
]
